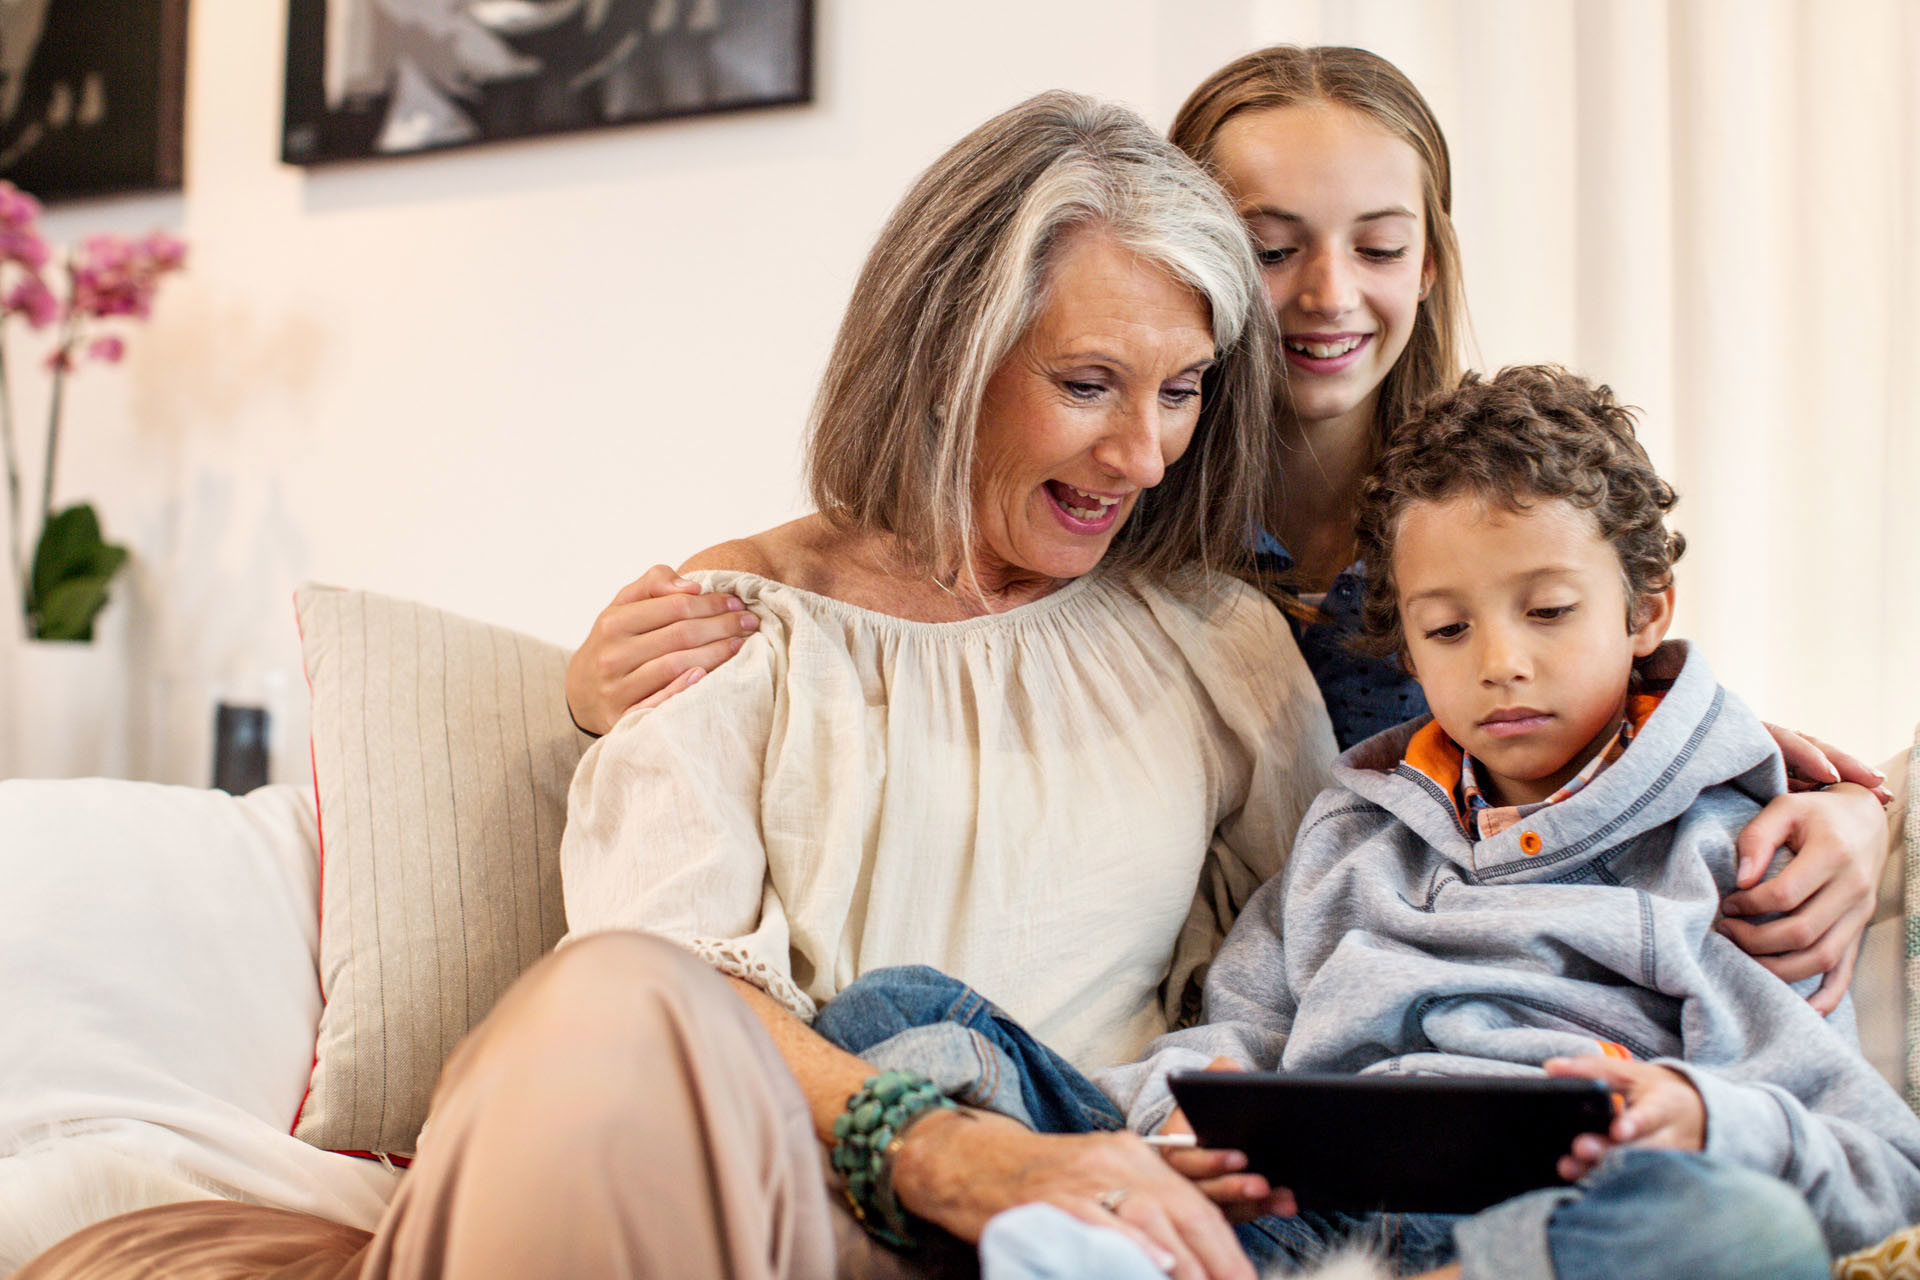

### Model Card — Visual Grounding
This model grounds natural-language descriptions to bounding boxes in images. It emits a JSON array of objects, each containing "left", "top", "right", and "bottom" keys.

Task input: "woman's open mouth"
[
  {"left": 1282, "top": 332, "right": 1371, "bottom": 375},
  {"left": 1043, "top": 481, "right": 1123, "bottom": 533}
]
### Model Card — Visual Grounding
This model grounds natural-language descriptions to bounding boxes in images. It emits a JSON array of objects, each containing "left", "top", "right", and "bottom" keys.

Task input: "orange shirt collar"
[{"left": 1396, "top": 690, "right": 1667, "bottom": 830}]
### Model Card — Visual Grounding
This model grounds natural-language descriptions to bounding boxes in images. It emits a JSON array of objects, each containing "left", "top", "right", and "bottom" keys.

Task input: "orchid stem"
[
  {"left": 38, "top": 325, "right": 70, "bottom": 549},
  {"left": 0, "top": 329, "right": 26, "bottom": 628}
]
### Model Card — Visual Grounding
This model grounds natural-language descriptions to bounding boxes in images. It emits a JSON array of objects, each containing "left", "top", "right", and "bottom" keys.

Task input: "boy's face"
[{"left": 1395, "top": 493, "right": 1673, "bottom": 807}]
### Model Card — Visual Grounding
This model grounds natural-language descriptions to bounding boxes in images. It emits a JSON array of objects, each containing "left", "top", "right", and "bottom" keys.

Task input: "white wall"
[
  {"left": 2, "top": 0, "right": 1913, "bottom": 787},
  {"left": 2, "top": 0, "right": 1263, "bottom": 783}
]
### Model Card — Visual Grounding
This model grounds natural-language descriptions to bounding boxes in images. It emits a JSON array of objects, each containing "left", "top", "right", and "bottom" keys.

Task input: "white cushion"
[{"left": 0, "top": 780, "right": 398, "bottom": 1272}]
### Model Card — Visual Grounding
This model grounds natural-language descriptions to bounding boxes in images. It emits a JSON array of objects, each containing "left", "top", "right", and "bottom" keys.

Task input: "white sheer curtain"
[{"left": 1243, "top": 0, "right": 1920, "bottom": 760}]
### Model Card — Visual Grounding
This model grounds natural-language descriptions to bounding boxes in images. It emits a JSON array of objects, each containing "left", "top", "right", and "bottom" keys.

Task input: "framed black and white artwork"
[
  {"left": 0, "top": 0, "right": 189, "bottom": 201},
  {"left": 281, "top": 0, "right": 813, "bottom": 165}
]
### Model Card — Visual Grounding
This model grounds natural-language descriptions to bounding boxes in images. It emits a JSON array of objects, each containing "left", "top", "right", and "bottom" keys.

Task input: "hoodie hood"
[{"left": 1327, "top": 640, "right": 1784, "bottom": 882}]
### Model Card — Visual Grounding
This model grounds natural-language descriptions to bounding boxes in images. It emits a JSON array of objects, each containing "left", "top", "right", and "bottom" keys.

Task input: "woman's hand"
[
  {"left": 893, "top": 1107, "right": 1257, "bottom": 1280},
  {"left": 722, "top": 979, "right": 1251, "bottom": 1278},
  {"left": 1719, "top": 782, "right": 1889, "bottom": 1013},
  {"left": 565, "top": 566, "right": 757, "bottom": 734},
  {"left": 1156, "top": 1108, "right": 1295, "bottom": 1224},
  {"left": 1154, "top": 1058, "right": 1295, "bottom": 1224},
  {"left": 1545, "top": 1056, "right": 1705, "bottom": 1182}
]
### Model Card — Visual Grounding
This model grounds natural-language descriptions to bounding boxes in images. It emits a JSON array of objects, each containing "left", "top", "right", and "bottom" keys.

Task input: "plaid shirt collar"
[{"left": 1460, "top": 718, "right": 1638, "bottom": 841}]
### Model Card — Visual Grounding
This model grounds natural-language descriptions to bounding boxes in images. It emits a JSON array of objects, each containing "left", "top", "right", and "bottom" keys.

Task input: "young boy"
[{"left": 1100, "top": 365, "right": 1920, "bottom": 1276}]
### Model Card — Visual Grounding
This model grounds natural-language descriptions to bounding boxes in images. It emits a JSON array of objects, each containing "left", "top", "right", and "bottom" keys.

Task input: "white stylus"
[{"left": 1142, "top": 1133, "right": 1197, "bottom": 1148}]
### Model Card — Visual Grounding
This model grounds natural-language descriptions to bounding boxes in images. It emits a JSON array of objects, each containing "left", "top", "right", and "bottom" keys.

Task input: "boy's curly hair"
[{"left": 1352, "top": 364, "right": 1685, "bottom": 662}]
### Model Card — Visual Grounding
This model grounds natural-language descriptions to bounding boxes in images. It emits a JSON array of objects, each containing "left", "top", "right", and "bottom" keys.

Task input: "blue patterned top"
[{"left": 1255, "top": 530, "right": 1428, "bottom": 751}]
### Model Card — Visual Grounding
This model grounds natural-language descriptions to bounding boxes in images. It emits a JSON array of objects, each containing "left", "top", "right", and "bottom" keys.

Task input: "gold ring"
[{"left": 1097, "top": 1188, "right": 1131, "bottom": 1214}]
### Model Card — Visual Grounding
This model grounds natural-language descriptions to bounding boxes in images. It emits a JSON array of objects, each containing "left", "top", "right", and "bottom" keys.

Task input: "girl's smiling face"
[{"left": 1209, "top": 104, "right": 1436, "bottom": 442}]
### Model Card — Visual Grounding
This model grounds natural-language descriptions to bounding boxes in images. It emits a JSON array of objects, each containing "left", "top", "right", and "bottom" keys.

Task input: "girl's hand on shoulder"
[
  {"left": 1545, "top": 1056, "right": 1705, "bottom": 1182},
  {"left": 1763, "top": 724, "right": 1892, "bottom": 801},
  {"left": 1719, "top": 779, "right": 1889, "bottom": 1013},
  {"left": 564, "top": 565, "right": 757, "bottom": 735},
  {"left": 891, "top": 1108, "right": 1256, "bottom": 1280}
]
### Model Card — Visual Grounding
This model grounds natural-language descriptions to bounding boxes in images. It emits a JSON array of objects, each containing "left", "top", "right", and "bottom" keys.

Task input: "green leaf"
[
  {"left": 28, "top": 503, "right": 128, "bottom": 641},
  {"left": 33, "top": 575, "right": 113, "bottom": 641}
]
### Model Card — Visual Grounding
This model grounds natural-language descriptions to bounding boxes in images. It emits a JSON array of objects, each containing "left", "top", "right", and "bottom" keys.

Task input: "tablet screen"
[{"left": 1169, "top": 1072, "right": 1614, "bottom": 1214}]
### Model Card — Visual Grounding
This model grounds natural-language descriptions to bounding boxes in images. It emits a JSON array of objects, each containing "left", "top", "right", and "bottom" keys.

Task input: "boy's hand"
[
  {"left": 1545, "top": 1056, "right": 1705, "bottom": 1182},
  {"left": 1157, "top": 1058, "right": 1297, "bottom": 1221}
]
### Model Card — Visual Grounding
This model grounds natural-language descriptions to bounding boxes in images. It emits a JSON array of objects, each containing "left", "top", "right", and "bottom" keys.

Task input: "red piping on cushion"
[
  {"left": 335, "top": 1150, "right": 413, "bottom": 1169},
  {"left": 290, "top": 589, "right": 325, "bottom": 1139}
]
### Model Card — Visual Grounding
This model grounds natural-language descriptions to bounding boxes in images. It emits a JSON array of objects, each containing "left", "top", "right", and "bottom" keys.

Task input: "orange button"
[{"left": 1519, "top": 830, "right": 1543, "bottom": 856}]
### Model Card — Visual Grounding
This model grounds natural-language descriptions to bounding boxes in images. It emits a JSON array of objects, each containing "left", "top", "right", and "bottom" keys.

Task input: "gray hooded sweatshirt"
[{"left": 1099, "top": 641, "right": 1920, "bottom": 1257}]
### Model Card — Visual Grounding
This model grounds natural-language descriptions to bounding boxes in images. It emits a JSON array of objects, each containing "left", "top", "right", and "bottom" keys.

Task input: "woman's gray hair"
[{"left": 807, "top": 90, "right": 1281, "bottom": 584}]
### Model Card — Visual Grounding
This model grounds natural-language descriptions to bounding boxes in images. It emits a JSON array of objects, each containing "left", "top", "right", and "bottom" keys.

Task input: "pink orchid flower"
[
  {"left": 4, "top": 274, "right": 58, "bottom": 328},
  {"left": 0, "top": 177, "right": 187, "bottom": 641}
]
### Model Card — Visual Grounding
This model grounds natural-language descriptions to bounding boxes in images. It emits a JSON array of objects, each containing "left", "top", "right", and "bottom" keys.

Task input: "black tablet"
[{"left": 1168, "top": 1072, "right": 1614, "bottom": 1214}]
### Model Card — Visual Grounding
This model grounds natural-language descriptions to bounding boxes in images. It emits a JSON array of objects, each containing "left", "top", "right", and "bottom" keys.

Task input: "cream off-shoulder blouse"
[{"left": 560, "top": 567, "right": 1336, "bottom": 1072}]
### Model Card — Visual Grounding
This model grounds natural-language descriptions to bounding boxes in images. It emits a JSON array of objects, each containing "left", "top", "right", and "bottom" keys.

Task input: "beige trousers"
[{"left": 17, "top": 934, "right": 976, "bottom": 1280}]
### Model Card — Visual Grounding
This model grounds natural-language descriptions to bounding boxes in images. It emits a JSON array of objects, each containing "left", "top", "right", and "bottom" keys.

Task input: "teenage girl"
[{"left": 560, "top": 45, "right": 1891, "bottom": 1010}]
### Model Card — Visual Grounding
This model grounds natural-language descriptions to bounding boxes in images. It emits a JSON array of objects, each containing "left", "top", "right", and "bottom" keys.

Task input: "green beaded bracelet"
[{"left": 829, "top": 1069, "right": 955, "bottom": 1249}]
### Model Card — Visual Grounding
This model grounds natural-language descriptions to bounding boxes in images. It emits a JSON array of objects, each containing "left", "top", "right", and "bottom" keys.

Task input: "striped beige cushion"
[{"left": 292, "top": 584, "right": 590, "bottom": 1155}]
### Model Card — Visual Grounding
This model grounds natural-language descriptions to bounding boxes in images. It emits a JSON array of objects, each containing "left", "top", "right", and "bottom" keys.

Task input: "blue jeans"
[
  {"left": 813, "top": 964, "right": 1123, "bottom": 1134},
  {"left": 816, "top": 966, "right": 1830, "bottom": 1280}
]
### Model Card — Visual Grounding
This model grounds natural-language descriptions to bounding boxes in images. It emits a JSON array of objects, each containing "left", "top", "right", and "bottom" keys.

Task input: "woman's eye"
[
  {"left": 1255, "top": 246, "right": 1296, "bottom": 266},
  {"left": 1063, "top": 380, "right": 1105, "bottom": 401},
  {"left": 1359, "top": 246, "right": 1410, "bottom": 262},
  {"left": 1160, "top": 385, "right": 1202, "bottom": 409},
  {"left": 1531, "top": 605, "right": 1576, "bottom": 621},
  {"left": 1423, "top": 622, "right": 1466, "bottom": 641}
]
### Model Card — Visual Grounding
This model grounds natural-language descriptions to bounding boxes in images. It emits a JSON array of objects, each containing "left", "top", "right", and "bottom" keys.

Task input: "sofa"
[{"left": 0, "top": 584, "right": 1914, "bottom": 1276}]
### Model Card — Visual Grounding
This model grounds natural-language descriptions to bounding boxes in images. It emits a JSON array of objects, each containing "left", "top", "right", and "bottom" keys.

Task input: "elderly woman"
[
  {"left": 552, "top": 88, "right": 1332, "bottom": 1278},
  {"left": 16, "top": 92, "right": 1322, "bottom": 1280}
]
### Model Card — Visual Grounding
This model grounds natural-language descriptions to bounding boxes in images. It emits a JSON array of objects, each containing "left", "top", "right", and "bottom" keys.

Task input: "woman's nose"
[
  {"left": 1295, "top": 249, "right": 1357, "bottom": 319},
  {"left": 1092, "top": 401, "right": 1168, "bottom": 489}
]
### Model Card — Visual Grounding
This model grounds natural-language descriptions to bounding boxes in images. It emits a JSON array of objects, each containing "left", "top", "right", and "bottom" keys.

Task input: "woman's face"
[
  {"left": 1210, "top": 104, "right": 1436, "bottom": 440},
  {"left": 969, "top": 228, "right": 1215, "bottom": 588}
]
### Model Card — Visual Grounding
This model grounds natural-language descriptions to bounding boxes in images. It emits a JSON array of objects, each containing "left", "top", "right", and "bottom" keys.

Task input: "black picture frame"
[
  {"left": 0, "top": 0, "right": 190, "bottom": 202},
  {"left": 281, "top": 0, "right": 813, "bottom": 167}
]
